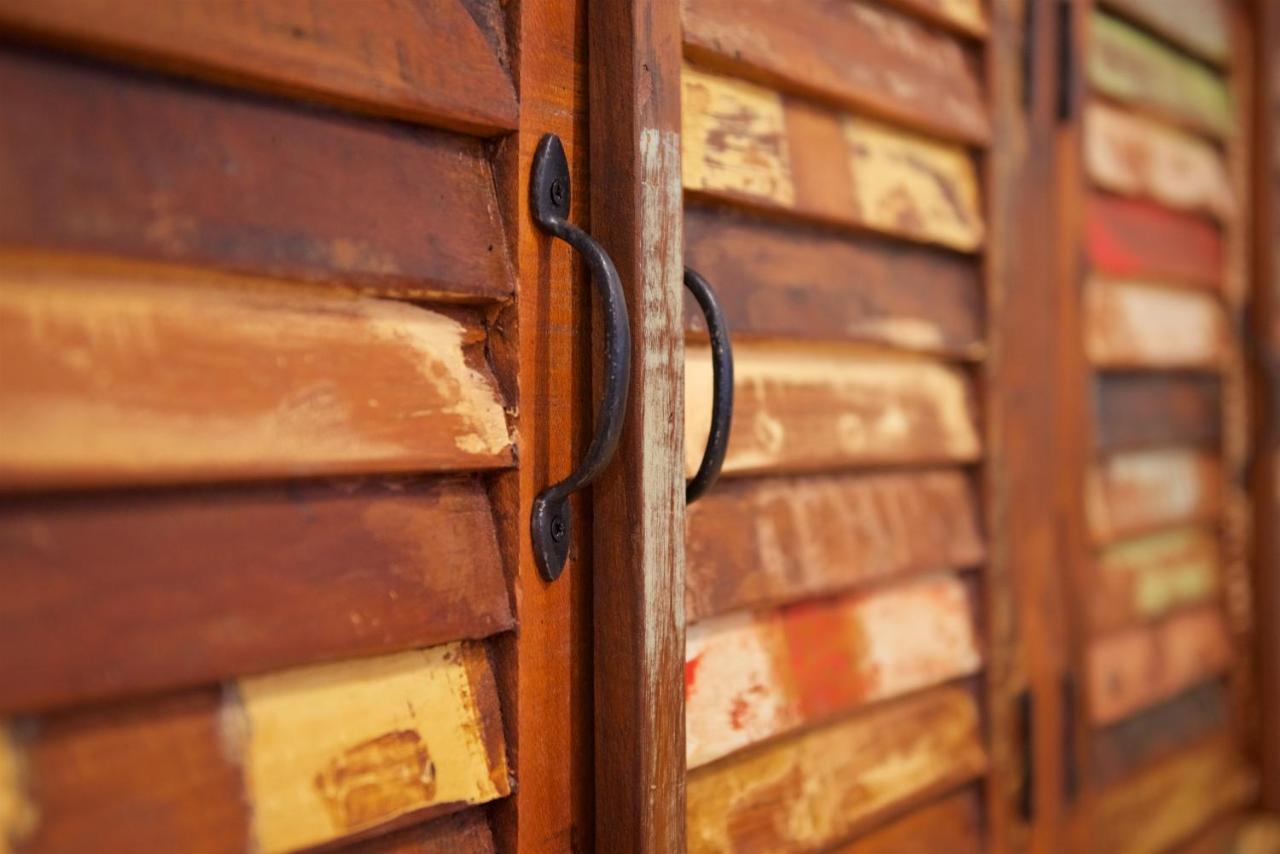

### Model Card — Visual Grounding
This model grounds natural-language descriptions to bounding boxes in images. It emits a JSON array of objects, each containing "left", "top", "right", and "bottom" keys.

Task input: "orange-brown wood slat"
[
  {"left": 1099, "top": 0, "right": 1230, "bottom": 66},
  {"left": 1091, "top": 680, "right": 1229, "bottom": 788},
  {"left": 1086, "top": 193, "right": 1224, "bottom": 288},
  {"left": 1089, "top": 527, "right": 1221, "bottom": 634},
  {"left": 339, "top": 809, "right": 495, "bottom": 854},
  {"left": 875, "top": 0, "right": 987, "bottom": 38},
  {"left": 1085, "top": 278, "right": 1227, "bottom": 369},
  {"left": 1093, "top": 373, "right": 1222, "bottom": 453},
  {"left": 1088, "top": 449, "right": 1223, "bottom": 543},
  {"left": 0, "top": 0, "right": 517, "bottom": 135},
  {"left": 1178, "top": 813, "right": 1280, "bottom": 854},
  {"left": 830, "top": 787, "right": 984, "bottom": 853}
]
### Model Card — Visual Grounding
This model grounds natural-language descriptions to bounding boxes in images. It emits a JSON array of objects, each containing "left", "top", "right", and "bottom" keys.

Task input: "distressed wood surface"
[
  {"left": 0, "top": 476, "right": 510, "bottom": 713},
  {"left": 686, "top": 468, "right": 985, "bottom": 621},
  {"left": 1089, "top": 11, "right": 1233, "bottom": 137},
  {"left": 0, "top": 49, "right": 514, "bottom": 301},
  {"left": 1086, "top": 193, "right": 1224, "bottom": 288},
  {"left": 875, "top": 0, "right": 986, "bottom": 38},
  {"left": 1094, "top": 373, "right": 1222, "bottom": 453},
  {"left": 681, "top": 0, "right": 989, "bottom": 144},
  {"left": 683, "top": 205, "right": 984, "bottom": 357},
  {"left": 681, "top": 66, "right": 985, "bottom": 251},
  {"left": 1100, "top": 0, "right": 1230, "bottom": 66},
  {"left": 1087, "top": 605, "right": 1233, "bottom": 724},
  {"left": 685, "top": 573, "right": 981, "bottom": 768},
  {"left": 1085, "top": 278, "right": 1226, "bottom": 369},
  {"left": 1090, "top": 527, "right": 1221, "bottom": 634},
  {"left": 0, "top": 0, "right": 517, "bottom": 135},
  {"left": 832, "top": 788, "right": 984, "bottom": 853},
  {"left": 1086, "top": 102, "right": 1234, "bottom": 219},
  {"left": 1091, "top": 681, "right": 1228, "bottom": 787},
  {"left": 685, "top": 687, "right": 987, "bottom": 853},
  {"left": 0, "top": 259, "right": 512, "bottom": 489},
  {"left": 1088, "top": 448, "right": 1223, "bottom": 543},
  {"left": 342, "top": 809, "right": 495, "bottom": 853},
  {"left": 686, "top": 342, "right": 981, "bottom": 477}
]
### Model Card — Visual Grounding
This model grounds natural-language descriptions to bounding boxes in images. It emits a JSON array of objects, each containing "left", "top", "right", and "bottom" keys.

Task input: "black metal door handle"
[
  {"left": 529, "top": 134, "right": 631, "bottom": 582},
  {"left": 684, "top": 267, "right": 733, "bottom": 504}
]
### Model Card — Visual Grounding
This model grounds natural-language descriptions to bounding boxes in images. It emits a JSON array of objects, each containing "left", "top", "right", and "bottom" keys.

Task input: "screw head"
[
  {"left": 550, "top": 515, "right": 567, "bottom": 543},
  {"left": 549, "top": 179, "right": 565, "bottom": 207}
]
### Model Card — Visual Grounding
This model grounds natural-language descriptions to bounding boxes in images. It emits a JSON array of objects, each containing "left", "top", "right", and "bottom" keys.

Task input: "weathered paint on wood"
[
  {"left": 0, "top": 49, "right": 514, "bottom": 301},
  {"left": 1089, "top": 11, "right": 1233, "bottom": 137},
  {"left": 1087, "top": 193, "right": 1224, "bottom": 288},
  {"left": 0, "top": 476, "right": 511, "bottom": 713},
  {"left": 1085, "top": 278, "right": 1226, "bottom": 368},
  {"left": 1100, "top": 0, "right": 1230, "bottom": 66},
  {"left": 681, "top": 0, "right": 989, "bottom": 144},
  {"left": 342, "top": 809, "right": 495, "bottom": 853},
  {"left": 1087, "top": 605, "right": 1232, "bottom": 724},
  {"left": 0, "top": 0, "right": 517, "bottom": 135},
  {"left": 1090, "top": 527, "right": 1221, "bottom": 634},
  {"left": 683, "top": 205, "right": 984, "bottom": 357},
  {"left": 686, "top": 342, "right": 981, "bottom": 477},
  {"left": 1088, "top": 448, "right": 1222, "bottom": 543},
  {"left": 1091, "top": 680, "right": 1228, "bottom": 787},
  {"left": 1094, "top": 373, "right": 1222, "bottom": 453},
  {"left": 685, "top": 687, "right": 987, "bottom": 853},
  {"left": 0, "top": 259, "right": 512, "bottom": 489},
  {"left": 686, "top": 468, "right": 985, "bottom": 621},
  {"left": 685, "top": 574, "right": 980, "bottom": 767},
  {"left": 681, "top": 66, "right": 985, "bottom": 251},
  {"left": 831, "top": 788, "right": 983, "bottom": 853},
  {"left": 1086, "top": 102, "right": 1234, "bottom": 219}
]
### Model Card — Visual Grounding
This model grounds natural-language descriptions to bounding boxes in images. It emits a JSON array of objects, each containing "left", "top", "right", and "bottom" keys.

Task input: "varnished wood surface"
[
  {"left": 1091, "top": 681, "right": 1228, "bottom": 787},
  {"left": 1099, "top": 0, "right": 1230, "bottom": 65},
  {"left": 875, "top": 0, "right": 987, "bottom": 38},
  {"left": 1086, "top": 278, "right": 1226, "bottom": 369},
  {"left": 1086, "top": 193, "right": 1224, "bottom": 288},
  {"left": 1093, "top": 373, "right": 1222, "bottom": 453},
  {"left": 1090, "top": 527, "right": 1220, "bottom": 634},
  {"left": 340, "top": 810, "right": 495, "bottom": 853},
  {"left": 1088, "top": 448, "right": 1222, "bottom": 543},
  {"left": 832, "top": 787, "right": 984, "bottom": 853}
]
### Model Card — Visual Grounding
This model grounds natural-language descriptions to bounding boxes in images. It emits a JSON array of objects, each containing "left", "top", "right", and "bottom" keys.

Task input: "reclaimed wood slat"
[
  {"left": 1090, "top": 527, "right": 1221, "bottom": 634},
  {"left": 1089, "top": 12, "right": 1233, "bottom": 137},
  {"left": 685, "top": 574, "right": 981, "bottom": 768},
  {"left": 686, "top": 342, "right": 981, "bottom": 477},
  {"left": 0, "top": 0, "right": 517, "bottom": 135},
  {"left": 342, "top": 809, "right": 495, "bottom": 853},
  {"left": 876, "top": 0, "right": 986, "bottom": 37},
  {"left": 832, "top": 788, "right": 984, "bottom": 853},
  {"left": 681, "top": 0, "right": 989, "bottom": 144},
  {"left": 0, "top": 476, "right": 510, "bottom": 714},
  {"left": 0, "top": 49, "right": 514, "bottom": 301},
  {"left": 683, "top": 205, "right": 984, "bottom": 357},
  {"left": 1086, "top": 194, "right": 1224, "bottom": 288},
  {"left": 0, "top": 260, "right": 512, "bottom": 489},
  {"left": 1087, "top": 606, "right": 1232, "bottom": 724},
  {"left": 681, "top": 66, "right": 985, "bottom": 251},
  {"left": 1091, "top": 681, "right": 1228, "bottom": 787},
  {"left": 1100, "top": 0, "right": 1230, "bottom": 66},
  {"left": 1088, "top": 448, "right": 1223, "bottom": 543},
  {"left": 1086, "top": 102, "right": 1234, "bottom": 219},
  {"left": 686, "top": 468, "right": 985, "bottom": 621},
  {"left": 685, "top": 687, "right": 987, "bottom": 854},
  {"left": 1094, "top": 373, "right": 1222, "bottom": 453},
  {"left": 1086, "top": 278, "right": 1226, "bottom": 369}
]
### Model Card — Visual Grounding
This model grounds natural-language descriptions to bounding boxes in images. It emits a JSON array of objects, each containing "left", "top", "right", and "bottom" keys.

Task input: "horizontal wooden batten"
[
  {"left": 683, "top": 205, "right": 984, "bottom": 357},
  {"left": 681, "top": 0, "right": 989, "bottom": 144},
  {"left": 685, "top": 573, "right": 980, "bottom": 768},
  {"left": 681, "top": 66, "right": 985, "bottom": 252},
  {"left": 1088, "top": 11, "right": 1233, "bottom": 138},
  {"left": 343, "top": 810, "right": 496, "bottom": 853},
  {"left": 1093, "top": 373, "right": 1221, "bottom": 453},
  {"left": 0, "top": 0, "right": 517, "bottom": 135},
  {"left": 1086, "top": 194, "right": 1223, "bottom": 288},
  {"left": 1087, "top": 605, "right": 1232, "bottom": 725},
  {"left": 1085, "top": 278, "right": 1226, "bottom": 369},
  {"left": 1088, "top": 448, "right": 1223, "bottom": 543},
  {"left": 2, "top": 644, "right": 510, "bottom": 853},
  {"left": 831, "top": 788, "right": 983, "bottom": 853},
  {"left": 1090, "top": 527, "right": 1221, "bottom": 634},
  {"left": 686, "top": 342, "right": 981, "bottom": 478},
  {"left": 686, "top": 468, "right": 984, "bottom": 621},
  {"left": 1091, "top": 680, "right": 1228, "bottom": 787},
  {"left": 0, "top": 49, "right": 514, "bottom": 301},
  {"left": 1099, "top": 0, "right": 1230, "bottom": 67},
  {"left": 875, "top": 0, "right": 987, "bottom": 39},
  {"left": 686, "top": 687, "right": 987, "bottom": 854},
  {"left": 0, "top": 260, "right": 513, "bottom": 490},
  {"left": 1183, "top": 815, "right": 1280, "bottom": 854},
  {"left": 0, "top": 476, "right": 510, "bottom": 713}
]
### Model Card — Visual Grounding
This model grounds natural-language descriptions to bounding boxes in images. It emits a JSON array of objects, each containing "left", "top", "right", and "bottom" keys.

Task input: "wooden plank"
[
  {"left": 832, "top": 788, "right": 984, "bottom": 853},
  {"left": 342, "top": 809, "right": 495, "bottom": 853},
  {"left": 0, "top": 0, "right": 517, "bottom": 135},
  {"left": 686, "top": 342, "right": 981, "bottom": 477},
  {"left": 1100, "top": 0, "right": 1230, "bottom": 66},
  {"left": 0, "top": 259, "right": 512, "bottom": 489},
  {"left": 1094, "top": 373, "right": 1222, "bottom": 453},
  {"left": 1086, "top": 193, "right": 1224, "bottom": 288},
  {"left": 1087, "top": 605, "right": 1233, "bottom": 724},
  {"left": 1088, "top": 448, "right": 1223, "bottom": 543},
  {"left": 1085, "top": 278, "right": 1226, "bottom": 369},
  {"left": 685, "top": 573, "right": 981, "bottom": 768},
  {"left": 686, "top": 468, "right": 985, "bottom": 621},
  {"left": 681, "top": 66, "right": 985, "bottom": 251},
  {"left": 1090, "top": 527, "right": 1221, "bottom": 634},
  {"left": 875, "top": 0, "right": 986, "bottom": 38},
  {"left": 0, "top": 476, "right": 510, "bottom": 713},
  {"left": 685, "top": 687, "right": 988, "bottom": 853},
  {"left": 0, "top": 49, "right": 514, "bottom": 302},
  {"left": 1091, "top": 681, "right": 1228, "bottom": 787},
  {"left": 683, "top": 205, "right": 984, "bottom": 357},
  {"left": 681, "top": 0, "right": 989, "bottom": 144},
  {"left": 1086, "top": 102, "right": 1234, "bottom": 219},
  {"left": 1181, "top": 813, "right": 1280, "bottom": 854},
  {"left": 1088, "top": 11, "right": 1234, "bottom": 138}
]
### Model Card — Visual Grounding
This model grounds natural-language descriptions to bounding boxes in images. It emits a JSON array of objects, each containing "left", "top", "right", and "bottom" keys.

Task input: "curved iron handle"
[
  {"left": 684, "top": 267, "right": 734, "bottom": 504},
  {"left": 530, "top": 134, "right": 631, "bottom": 582}
]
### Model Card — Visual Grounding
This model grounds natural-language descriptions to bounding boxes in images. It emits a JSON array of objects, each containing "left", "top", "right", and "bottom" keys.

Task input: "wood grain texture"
[
  {"left": 0, "top": 48, "right": 514, "bottom": 301},
  {"left": 686, "top": 342, "right": 981, "bottom": 477},
  {"left": 681, "top": 66, "right": 985, "bottom": 251},
  {"left": 1086, "top": 193, "right": 1224, "bottom": 288},
  {"left": 0, "top": 476, "right": 510, "bottom": 713},
  {"left": 1085, "top": 278, "right": 1226, "bottom": 368},
  {"left": 1094, "top": 373, "right": 1222, "bottom": 453},
  {"left": 681, "top": 0, "right": 989, "bottom": 144},
  {"left": 340, "top": 809, "right": 495, "bottom": 853},
  {"left": 1091, "top": 681, "right": 1228, "bottom": 787},
  {"left": 1088, "top": 448, "right": 1223, "bottom": 543},
  {"left": 685, "top": 573, "right": 980, "bottom": 768},
  {"left": 686, "top": 468, "right": 985, "bottom": 621},
  {"left": 1090, "top": 527, "right": 1221, "bottom": 634},
  {"left": 831, "top": 788, "right": 984, "bottom": 853},
  {"left": 875, "top": 0, "right": 987, "bottom": 38},
  {"left": 683, "top": 205, "right": 984, "bottom": 357},
  {"left": 0, "top": 259, "right": 512, "bottom": 489},
  {"left": 685, "top": 687, "right": 987, "bottom": 853},
  {"left": 0, "top": 0, "right": 517, "bottom": 135},
  {"left": 1088, "top": 11, "right": 1234, "bottom": 137},
  {"left": 1100, "top": 0, "right": 1230, "bottom": 66}
]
